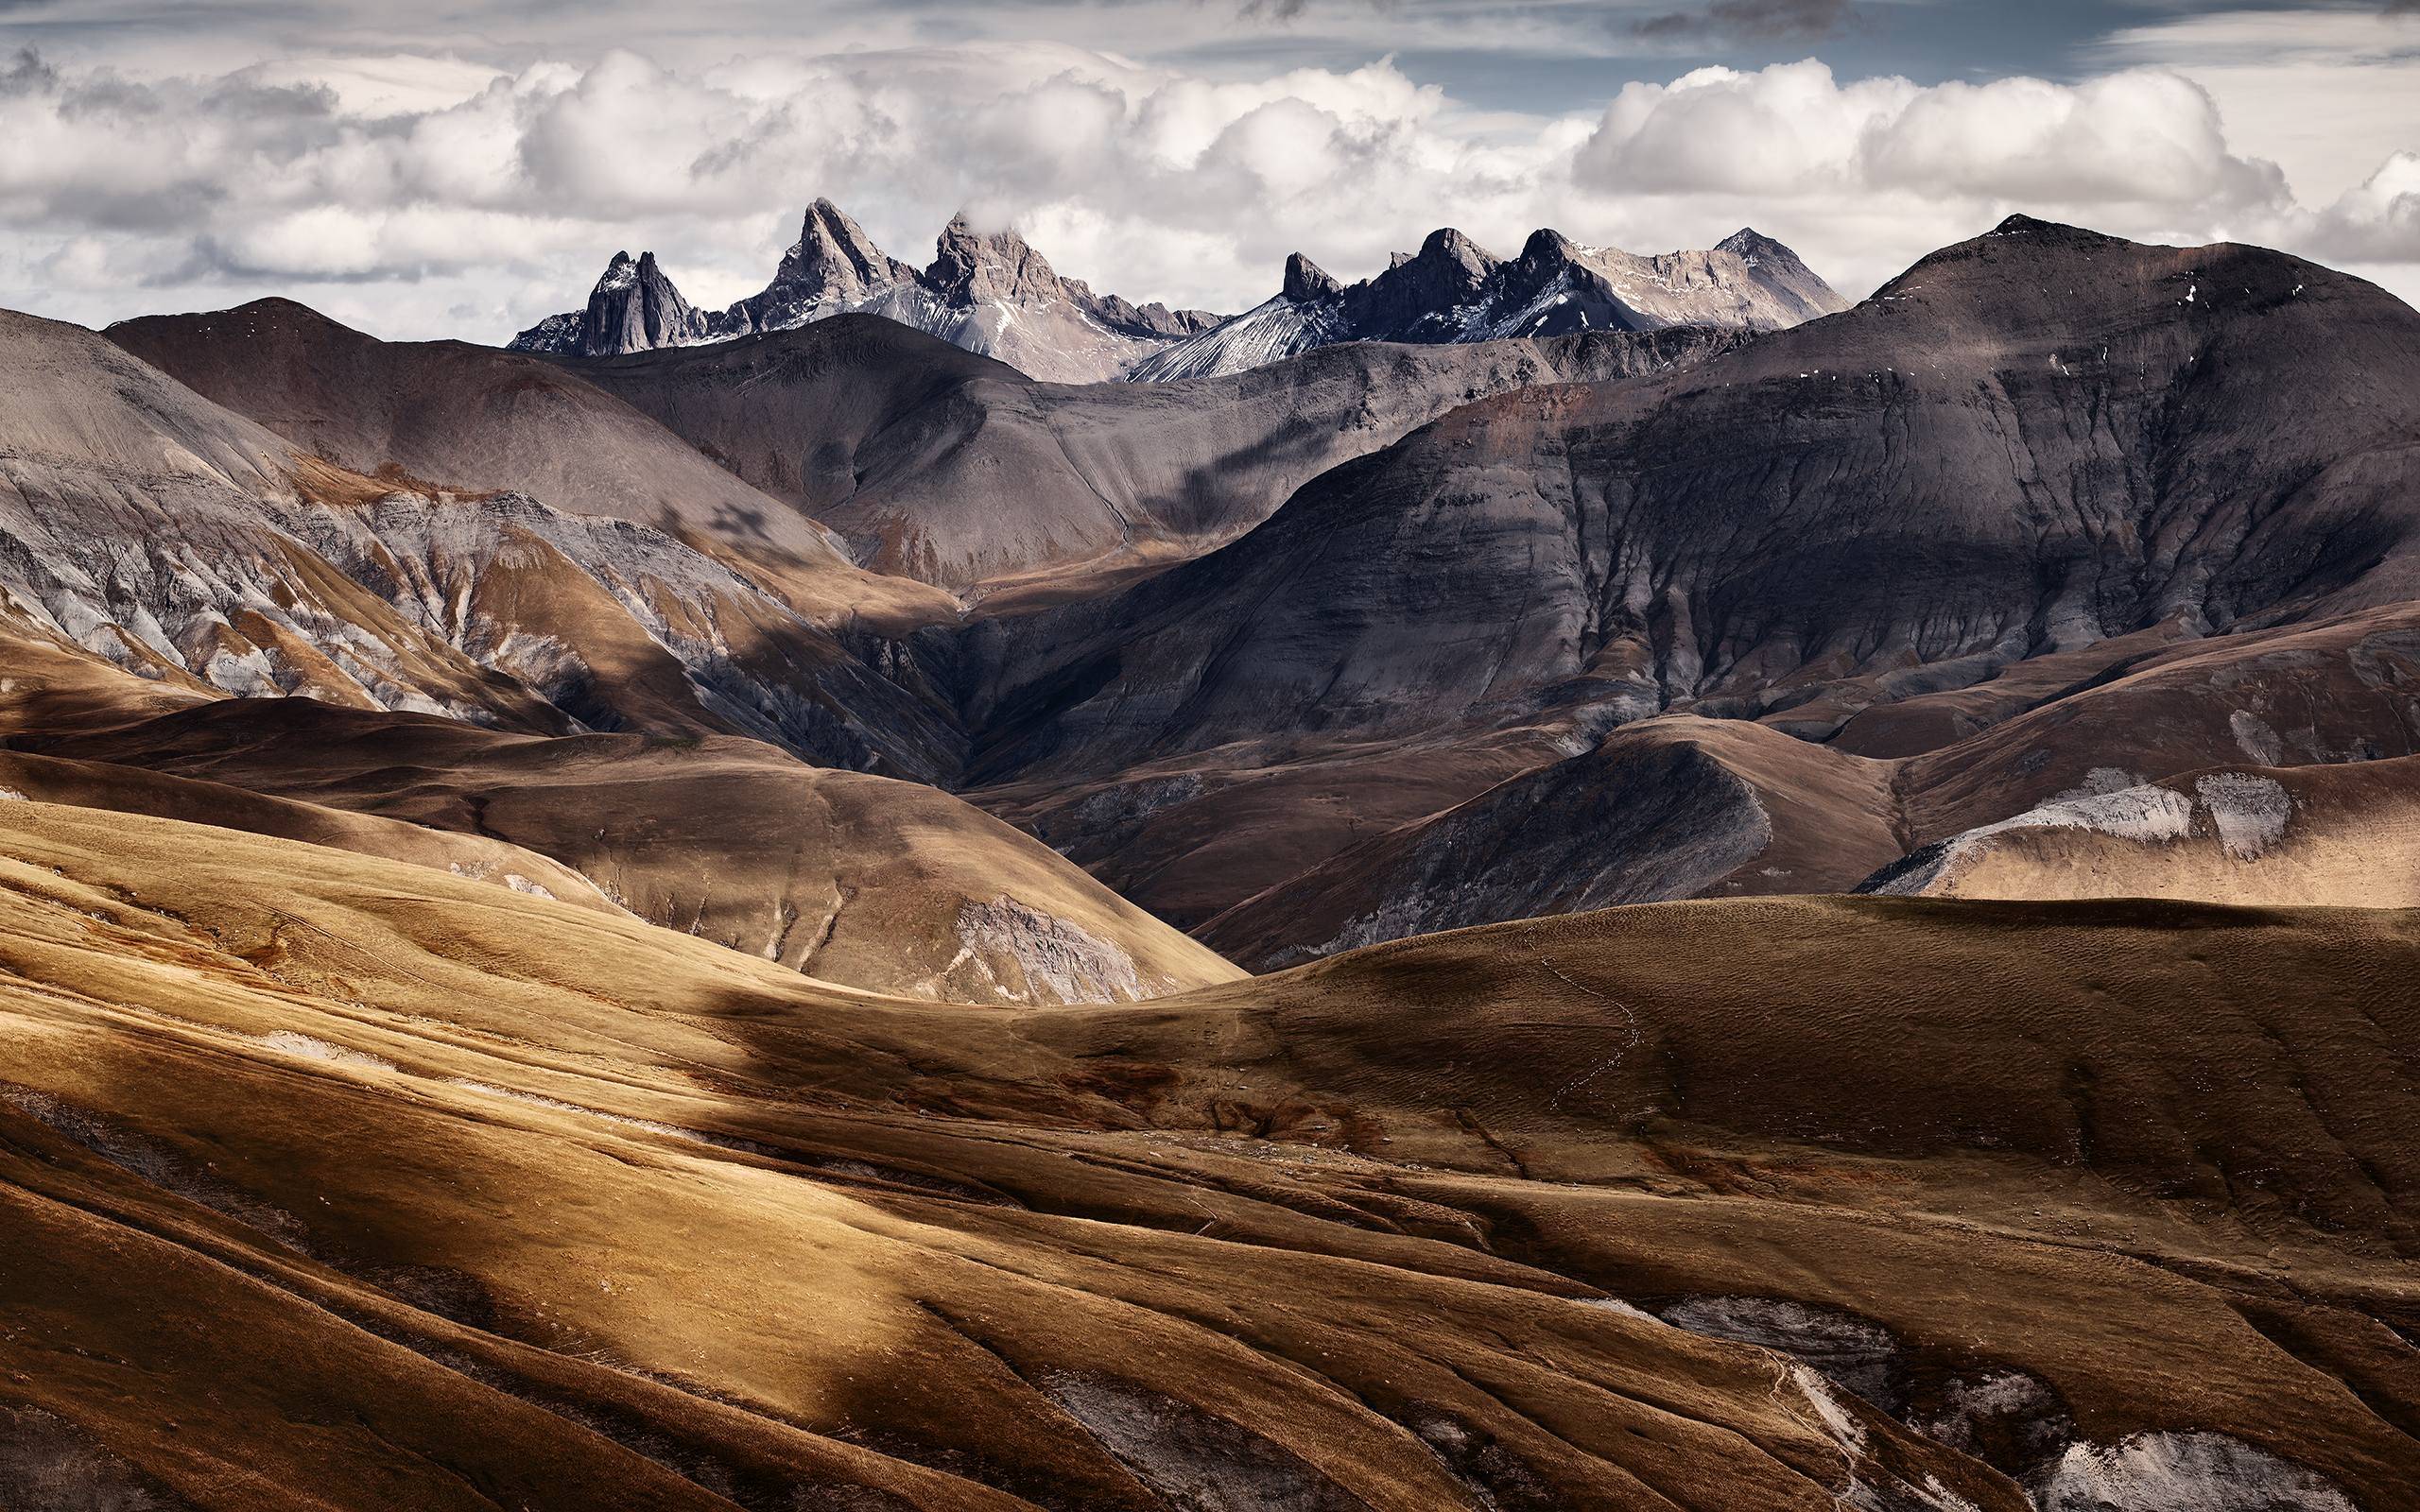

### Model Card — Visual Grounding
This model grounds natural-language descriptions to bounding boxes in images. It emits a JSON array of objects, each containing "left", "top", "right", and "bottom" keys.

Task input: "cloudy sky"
[{"left": 2, "top": 0, "right": 2414, "bottom": 341}]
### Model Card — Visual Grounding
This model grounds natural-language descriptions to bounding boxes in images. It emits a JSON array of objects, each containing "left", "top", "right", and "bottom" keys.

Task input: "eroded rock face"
[
  {"left": 2028, "top": 1433, "right": 2358, "bottom": 1512},
  {"left": 1858, "top": 757, "right": 2413, "bottom": 908},
  {"left": 1648, "top": 1296, "right": 2359, "bottom": 1512},
  {"left": 952, "top": 896, "right": 1149, "bottom": 1004},
  {"left": 2194, "top": 773, "right": 2292, "bottom": 861},
  {"left": 1660, "top": 1297, "right": 1910, "bottom": 1415}
]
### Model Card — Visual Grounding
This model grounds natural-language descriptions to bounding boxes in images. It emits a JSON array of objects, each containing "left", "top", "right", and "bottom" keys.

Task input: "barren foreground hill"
[{"left": 0, "top": 798, "right": 2412, "bottom": 1509}]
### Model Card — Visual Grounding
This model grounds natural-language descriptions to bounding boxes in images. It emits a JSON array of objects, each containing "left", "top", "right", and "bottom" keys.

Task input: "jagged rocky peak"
[
  {"left": 1283, "top": 252, "right": 1342, "bottom": 303},
  {"left": 1409, "top": 227, "right": 1500, "bottom": 284},
  {"left": 1350, "top": 227, "right": 1503, "bottom": 327},
  {"left": 921, "top": 213, "right": 1216, "bottom": 341},
  {"left": 723, "top": 199, "right": 917, "bottom": 336},
  {"left": 926, "top": 214, "right": 1068, "bottom": 305},
  {"left": 1515, "top": 228, "right": 1584, "bottom": 272},
  {"left": 579, "top": 249, "right": 707, "bottom": 354},
  {"left": 504, "top": 198, "right": 1226, "bottom": 378},
  {"left": 1132, "top": 220, "right": 1851, "bottom": 380},
  {"left": 775, "top": 199, "right": 915, "bottom": 303},
  {"left": 595, "top": 249, "right": 638, "bottom": 291}
]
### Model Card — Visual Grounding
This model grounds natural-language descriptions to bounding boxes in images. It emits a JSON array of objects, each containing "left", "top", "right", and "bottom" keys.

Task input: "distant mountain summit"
[
  {"left": 723, "top": 198, "right": 918, "bottom": 336},
  {"left": 511, "top": 200, "right": 1844, "bottom": 382},
  {"left": 1127, "top": 222, "right": 1849, "bottom": 380},
  {"left": 510, "top": 200, "right": 1220, "bottom": 383}
]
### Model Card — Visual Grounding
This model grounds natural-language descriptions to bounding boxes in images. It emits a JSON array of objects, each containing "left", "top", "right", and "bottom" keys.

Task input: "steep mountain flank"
[
  {"left": 976, "top": 218, "right": 2420, "bottom": 781},
  {"left": 564, "top": 315, "right": 1740, "bottom": 593},
  {"left": 1, "top": 308, "right": 959, "bottom": 778},
  {"left": 105, "top": 297, "right": 953, "bottom": 627}
]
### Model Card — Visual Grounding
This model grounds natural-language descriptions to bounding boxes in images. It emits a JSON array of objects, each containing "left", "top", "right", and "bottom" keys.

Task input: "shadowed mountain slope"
[
  {"left": 1199, "top": 714, "right": 1905, "bottom": 966},
  {"left": 557, "top": 314, "right": 1740, "bottom": 595},
  {"left": 970, "top": 217, "right": 2420, "bottom": 783}
]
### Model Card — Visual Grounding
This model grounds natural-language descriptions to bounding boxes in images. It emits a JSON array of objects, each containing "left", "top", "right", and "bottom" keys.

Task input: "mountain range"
[
  {"left": 3, "top": 207, "right": 2418, "bottom": 1508},
  {"left": 509, "top": 198, "right": 1846, "bottom": 382}
]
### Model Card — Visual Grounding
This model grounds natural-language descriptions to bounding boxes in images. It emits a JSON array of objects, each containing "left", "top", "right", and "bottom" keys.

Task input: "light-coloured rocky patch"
[
  {"left": 954, "top": 896, "right": 1147, "bottom": 1004},
  {"left": 2193, "top": 773, "right": 2292, "bottom": 861},
  {"left": 252, "top": 1030, "right": 395, "bottom": 1072},
  {"left": 2028, "top": 1431, "right": 2355, "bottom": 1512}
]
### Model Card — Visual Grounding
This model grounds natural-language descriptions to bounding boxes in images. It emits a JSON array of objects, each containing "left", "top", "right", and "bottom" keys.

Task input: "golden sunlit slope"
[
  {"left": 26, "top": 696, "right": 1239, "bottom": 1005},
  {"left": 0, "top": 800, "right": 2014, "bottom": 1511},
  {"left": 0, "top": 747, "right": 619, "bottom": 915},
  {"left": 0, "top": 799, "right": 2411, "bottom": 1507}
]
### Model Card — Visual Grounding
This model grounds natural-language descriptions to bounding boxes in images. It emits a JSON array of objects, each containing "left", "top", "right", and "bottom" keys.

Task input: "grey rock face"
[
  {"left": 723, "top": 198, "right": 919, "bottom": 337},
  {"left": 510, "top": 251, "right": 710, "bottom": 356},
  {"left": 925, "top": 215, "right": 1063, "bottom": 307},
  {"left": 1283, "top": 252, "right": 1341, "bottom": 303},
  {"left": 6, "top": 305, "right": 956, "bottom": 778}
]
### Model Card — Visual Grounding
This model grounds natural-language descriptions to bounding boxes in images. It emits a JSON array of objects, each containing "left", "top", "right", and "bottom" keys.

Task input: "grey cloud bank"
[{"left": 0, "top": 2, "right": 2412, "bottom": 340}]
